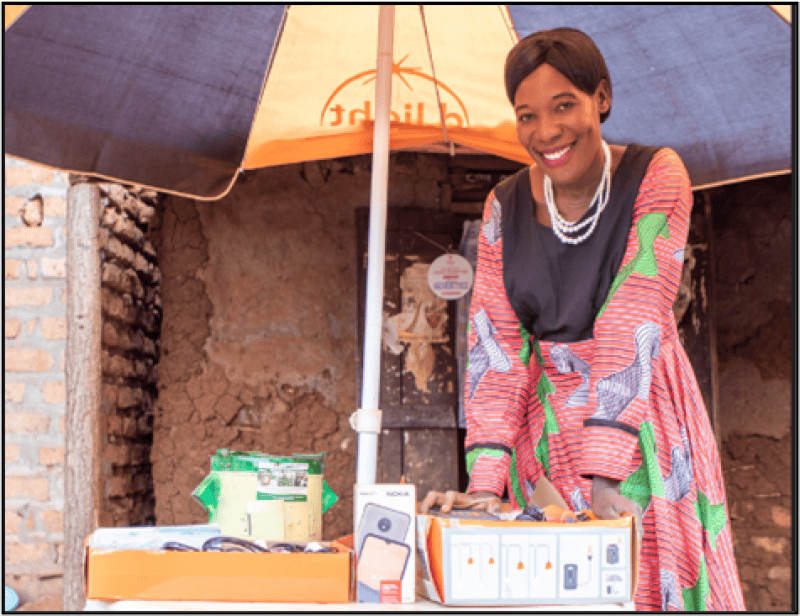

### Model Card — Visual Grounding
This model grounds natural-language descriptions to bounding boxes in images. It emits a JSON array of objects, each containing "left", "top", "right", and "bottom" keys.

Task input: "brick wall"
[
  {"left": 95, "top": 181, "right": 161, "bottom": 527},
  {"left": 5, "top": 159, "right": 162, "bottom": 608},
  {"left": 5, "top": 157, "right": 69, "bottom": 598}
]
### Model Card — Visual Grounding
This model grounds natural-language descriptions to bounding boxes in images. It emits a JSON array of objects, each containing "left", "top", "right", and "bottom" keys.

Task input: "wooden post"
[{"left": 63, "top": 182, "right": 102, "bottom": 611}]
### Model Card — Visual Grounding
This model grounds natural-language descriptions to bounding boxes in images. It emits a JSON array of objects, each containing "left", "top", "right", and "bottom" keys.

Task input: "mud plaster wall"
[
  {"left": 152, "top": 153, "right": 447, "bottom": 538},
  {"left": 711, "top": 174, "right": 793, "bottom": 612}
]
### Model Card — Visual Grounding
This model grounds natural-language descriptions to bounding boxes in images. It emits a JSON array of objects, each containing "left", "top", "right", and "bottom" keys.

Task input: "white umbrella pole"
[{"left": 354, "top": 5, "right": 394, "bottom": 486}]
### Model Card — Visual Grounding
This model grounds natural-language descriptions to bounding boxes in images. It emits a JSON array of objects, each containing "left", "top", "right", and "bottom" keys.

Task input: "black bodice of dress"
[{"left": 495, "top": 144, "right": 661, "bottom": 343}]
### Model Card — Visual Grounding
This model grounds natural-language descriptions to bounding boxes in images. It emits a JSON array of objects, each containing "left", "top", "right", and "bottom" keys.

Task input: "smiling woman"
[{"left": 420, "top": 28, "right": 746, "bottom": 612}]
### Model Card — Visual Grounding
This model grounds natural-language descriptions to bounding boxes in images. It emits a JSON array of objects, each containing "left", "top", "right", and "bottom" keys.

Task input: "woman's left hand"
[{"left": 591, "top": 475, "right": 643, "bottom": 544}]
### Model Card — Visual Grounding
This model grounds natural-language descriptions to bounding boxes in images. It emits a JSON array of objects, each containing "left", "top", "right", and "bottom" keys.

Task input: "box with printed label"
[
  {"left": 416, "top": 513, "right": 637, "bottom": 607},
  {"left": 354, "top": 484, "right": 416, "bottom": 603}
]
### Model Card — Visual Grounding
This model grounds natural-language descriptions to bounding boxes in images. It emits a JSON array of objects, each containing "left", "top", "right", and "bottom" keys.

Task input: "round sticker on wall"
[{"left": 427, "top": 254, "right": 474, "bottom": 300}]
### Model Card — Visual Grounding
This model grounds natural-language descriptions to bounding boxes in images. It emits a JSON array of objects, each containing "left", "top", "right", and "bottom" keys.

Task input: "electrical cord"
[
  {"left": 161, "top": 536, "right": 336, "bottom": 554},
  {"left": 202, "top": 536, "right": 269, "bottom": 552}
]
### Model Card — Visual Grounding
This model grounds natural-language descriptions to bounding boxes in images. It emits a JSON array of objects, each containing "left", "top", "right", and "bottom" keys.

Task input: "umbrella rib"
[{"left": 419, "top": 5, "right": 451, "bottom": 151}]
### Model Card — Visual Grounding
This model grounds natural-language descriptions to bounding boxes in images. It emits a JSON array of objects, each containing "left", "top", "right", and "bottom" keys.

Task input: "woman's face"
[{"left": 514, "top": 63, "right": 610, "bottom": 193}]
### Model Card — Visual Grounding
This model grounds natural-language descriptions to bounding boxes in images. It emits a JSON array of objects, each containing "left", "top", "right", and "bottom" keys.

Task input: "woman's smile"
[{"left": 539, "top": 142, "right": 574, "bottom": 167}]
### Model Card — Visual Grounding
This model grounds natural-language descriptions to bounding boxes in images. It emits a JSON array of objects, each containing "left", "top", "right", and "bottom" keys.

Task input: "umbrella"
[{"left": 4, "top": 5, "right": 793, "bottom": 484}]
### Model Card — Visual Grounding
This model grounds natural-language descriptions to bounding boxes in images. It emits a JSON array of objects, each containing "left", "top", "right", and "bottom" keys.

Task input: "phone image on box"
[
  {"left": 356, "top": 503, "right": 411, "bottom": 555},
  {"left": 356, "top": 534, "right": 411, "bottom": 602}
]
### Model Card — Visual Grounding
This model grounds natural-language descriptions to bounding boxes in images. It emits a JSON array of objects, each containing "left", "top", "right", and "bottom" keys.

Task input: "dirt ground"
[{"left": 721, "top": 431, "right": 793, "bottom": 611}]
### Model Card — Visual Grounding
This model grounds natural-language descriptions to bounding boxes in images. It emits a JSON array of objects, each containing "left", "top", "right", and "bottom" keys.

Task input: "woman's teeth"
[{"left": 543, "top": 145, "right": 571, "bottom": 161}]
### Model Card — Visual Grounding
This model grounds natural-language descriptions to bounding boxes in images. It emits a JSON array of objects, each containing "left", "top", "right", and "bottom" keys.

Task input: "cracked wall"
[{"left": 151, "top": 153, "right": 446, "bottom": 538}]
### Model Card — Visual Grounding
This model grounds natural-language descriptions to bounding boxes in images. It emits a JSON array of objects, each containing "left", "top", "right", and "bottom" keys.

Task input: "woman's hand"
[
  {"left": 591, "top": 475, "right": 643, "bottom": 543},
  {"left": 419, "top": 490, "right": 501, "bottom": 515}
]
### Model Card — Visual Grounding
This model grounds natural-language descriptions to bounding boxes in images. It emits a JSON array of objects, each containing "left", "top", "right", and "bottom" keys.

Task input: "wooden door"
[{"left": 356, "top": 207, "right": 475, "bottom": 497}]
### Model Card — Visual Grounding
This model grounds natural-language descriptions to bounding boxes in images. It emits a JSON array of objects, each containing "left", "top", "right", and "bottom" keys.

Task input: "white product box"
[
  {"left": 354, "top": 484, "right": 416, "bottom": 603},
  {"left": 416, "top": 513, "right": 637, "bottom": 607}
]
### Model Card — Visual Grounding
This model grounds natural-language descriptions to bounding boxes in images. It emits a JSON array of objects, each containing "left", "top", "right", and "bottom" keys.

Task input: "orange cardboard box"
[{"left": 85, "top": 538, "right": 355, "bottom": 603}]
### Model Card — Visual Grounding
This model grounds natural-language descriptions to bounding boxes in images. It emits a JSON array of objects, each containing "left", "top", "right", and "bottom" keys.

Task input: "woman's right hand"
[{"left": 419, "top": 490, "right": 501, "bottom": 515}]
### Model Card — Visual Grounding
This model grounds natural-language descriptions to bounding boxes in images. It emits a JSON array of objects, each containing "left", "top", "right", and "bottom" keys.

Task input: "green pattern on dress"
[
  {"left": 465, "top": 447, "right": 505, "bottom": 475},
  {"left": 682, "top": 555, "right": 710, "bottom": 611},
  {"left": 519, "top": 322, "right": 532, "bottom": 367},
  {"left": 509, "top": 449, "right": 526, "bottom": 507},
  {"left": 532, "top": 338, "right": 559, "bottom": 476},
  {"left": 695, "top": 489, "right": 728, "bottom": 551},
  {"left": 621, "top": 421, "right": 665, "bottom": 510},
  {"left": 597, "top": 212, "right": 670, "bottom": 318}
]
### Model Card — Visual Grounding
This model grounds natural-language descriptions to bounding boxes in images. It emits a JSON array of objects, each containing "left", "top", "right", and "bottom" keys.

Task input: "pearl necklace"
[{"left": 543, "top": 140, "right": 611, "bottom": 245}]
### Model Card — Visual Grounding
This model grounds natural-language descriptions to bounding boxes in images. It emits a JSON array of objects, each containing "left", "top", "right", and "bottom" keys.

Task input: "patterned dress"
[{"left": 464, "top": 147, "right": 745, "bottom": 610}]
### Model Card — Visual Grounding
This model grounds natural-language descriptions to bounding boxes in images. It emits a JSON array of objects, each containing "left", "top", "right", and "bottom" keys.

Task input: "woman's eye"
[
  {"left": 517, "top": 113, "right": 533, "bottom": 123},
  {"left": 556, "top": 102, "right": 574, "bottom": 112}
]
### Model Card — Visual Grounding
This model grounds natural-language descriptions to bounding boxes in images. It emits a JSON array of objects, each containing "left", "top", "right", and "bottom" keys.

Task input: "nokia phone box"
[{"left": 354, "top": 483, "right": 416, "bottom": 603}]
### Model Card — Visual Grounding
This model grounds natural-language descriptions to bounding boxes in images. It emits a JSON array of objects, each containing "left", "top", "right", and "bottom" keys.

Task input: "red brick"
[
  {"left": 5, "top": 476, "right": 49, "bottom": 500},
  {"left": 5, "top": 382, "right": 25, "bottom": 402},
  {"left": 5, "top": 541, "right": 51, "bottom": 565},
  {"left": 5, "top": 195, "right": 25, "bottom": 215},
  {"left": 42, "top": 381, "right": 65, "bottom": 404},
  {"left": 5, "top": 348, "right": 54, "bottom": 372},
  {"left": 117, "top": 387, "right": 142, "bottom": 409},
  {"left": 5, "top": 510, "right": 20, "bottom": 534},
  {"left": 5, "top": 227, "right": 54, "bottom": 247},
  {"left": 102, "top": 321, "right": 118, "bottom": 347},
  {"left": 41, "top": 317, "right": 66, "bottom": 340},
  {"left": 104, "top": 444, "right": 125, "bottom": 466},
  {"left": 5, "top": 318, "right": 21, "bottom": 339},
  {"left": 101, "top": 384, "right": 118, "bottom": 413},
  {"left": 4, "top": 288, "right": 53, "bottom": 308},
  {"left": 40, "top": 510, "right": 63, "bottom": 533},
  {"left": 39, "top": 446, "right": 64, "bottom": 466},
  {"left": 107, "top": 476, "right": 131, "bottom": 498},
  {"left": 103, "top": 291, "right": 124, "bottom": 320},
  {"left": 41, "top": 257, "right": 66, "bottom": 279},
  {"left": 4, "top": 164, "right": 56, "bottom": 187},
  {"left": 43, "top": 196, "right": 67, "bottom": 217},
  {"left": 5, "top": 412, "right": 50, "bottom": 434},
  {"left": 5, "top": 444, "right": 21, "bottom": 464},
  {"left": 5, "top": 258, "right": 23, "bottom": 279}
]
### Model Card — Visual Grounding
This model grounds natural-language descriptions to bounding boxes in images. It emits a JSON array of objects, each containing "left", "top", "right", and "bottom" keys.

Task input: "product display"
[
  {"left": 192, "top": 450, "right": 337, "bottom": 541},
  {"left": 354, "top": 484, "right": 416, "bottom": 603},
  {"left": 417, "top": 512, "right": 637, "bottom": 607},
  {"left": 83, "top": 527, "right": 354, "bottom": 603}
]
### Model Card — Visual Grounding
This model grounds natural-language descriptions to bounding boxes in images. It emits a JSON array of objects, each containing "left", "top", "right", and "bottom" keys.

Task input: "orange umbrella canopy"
[{"left": 4, "top": 5, "right": 792, "bottom": 200}]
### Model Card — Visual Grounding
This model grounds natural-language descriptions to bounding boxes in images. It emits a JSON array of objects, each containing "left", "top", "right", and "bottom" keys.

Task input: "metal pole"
[{"left": 356, "top": 5, "right": 394, "bottom": 485}]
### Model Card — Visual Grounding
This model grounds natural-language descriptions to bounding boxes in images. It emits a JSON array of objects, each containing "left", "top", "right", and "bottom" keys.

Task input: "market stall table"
[{"left": 85, "top": 597, "right": 635, "bottom": 611}]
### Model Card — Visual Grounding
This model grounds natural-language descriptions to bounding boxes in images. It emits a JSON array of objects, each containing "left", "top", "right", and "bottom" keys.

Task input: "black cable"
[
  {"left": 161, "top": 541, "right": 199, "bottom": 552},
  {"left": 201, "top": 536, "right": 269, "bottom": 553}
]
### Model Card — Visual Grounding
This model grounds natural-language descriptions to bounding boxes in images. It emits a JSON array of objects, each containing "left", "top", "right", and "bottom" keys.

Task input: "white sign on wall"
[{"left": 427, "top": 254, "right": 473, "bottom": 300}]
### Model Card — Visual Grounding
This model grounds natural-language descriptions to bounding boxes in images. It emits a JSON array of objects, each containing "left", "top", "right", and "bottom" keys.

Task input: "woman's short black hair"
[{"left": 505, "top": 27, "right": 612, "bottom": 123}]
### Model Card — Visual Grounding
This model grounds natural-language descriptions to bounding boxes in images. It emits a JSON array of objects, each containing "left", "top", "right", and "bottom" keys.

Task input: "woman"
[{"left": 420, "top": 28, "right": 745, "bottom": 611}]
